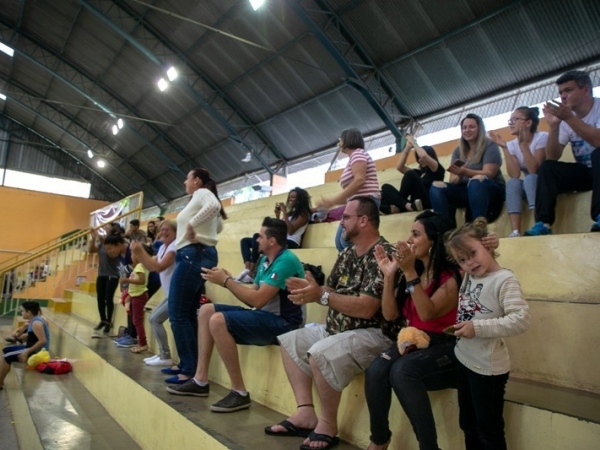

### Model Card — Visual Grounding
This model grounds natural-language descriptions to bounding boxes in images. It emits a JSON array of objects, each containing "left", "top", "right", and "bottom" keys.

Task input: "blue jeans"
[
  {"left": 168, "top": 244, "right": 218, "bottom": 376},
  {"left": 429, "top": 178, "right": 504, "bottom": 224},
  {"left": 365, "top": 336, "right": 458, "bottom": 449},
  {"left": 213, "top": 304, "right": 296, "bottom": 346},
  {"left": 458, "top": 363, "right": 509, "bottom": 450}
]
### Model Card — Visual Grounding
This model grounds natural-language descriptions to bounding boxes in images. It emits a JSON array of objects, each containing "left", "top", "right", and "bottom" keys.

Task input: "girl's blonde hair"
[{"left": 444, "top": 217, "right": 498, "bottom": 260}]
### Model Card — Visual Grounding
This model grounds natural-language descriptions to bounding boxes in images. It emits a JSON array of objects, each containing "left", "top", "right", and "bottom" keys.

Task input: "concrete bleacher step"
[
  {"left": 3, "top": 360, "right": 141, "bottom": 450},
  {"left": 15, "top": 306, "right": 600, "bottom": 450},
  {"left": 42, "top": 310, "right": 360, "bottom": 450},
  {"left": 48, "top": 297, "right": 72, "bottom": 314}
]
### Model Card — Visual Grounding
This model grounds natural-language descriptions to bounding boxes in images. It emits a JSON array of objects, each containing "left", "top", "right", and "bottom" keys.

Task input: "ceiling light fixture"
[
  {"left": 241, "top": 152, "right": 252, "bottom": 162},
  {"left": 249, "top": 0, "right": 265, "bottom": 11},
  {"left": 112, "top": 124, "right": 119, "bottom": 135},
  {"left": 87, "top": 149, "right": 94, "bottom": 158},
  {"left": 0, "top": 93, "right": 6, "bottom": 101},
  {"left": 157, "top": 78, "right": 168, "bottom": 91},
  {"left": 117, "top": 118, "right": 124, "bottom": 129},
  {"left": 97, "top": 160, "right": 106, "bottom": 168},
  {"left": 0, "top": 42, "right": 14, "bottom": 57},
  {"left": 167, "top": 66, "right": 178, "bottom": 81}
]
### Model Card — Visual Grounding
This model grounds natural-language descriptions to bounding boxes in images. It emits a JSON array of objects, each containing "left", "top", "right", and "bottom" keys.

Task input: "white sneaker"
[
  {"left": 508, "top": 231, "right": 521, "bottom": 238},
  {"left": 235, "top": 269, "right": 250, "bottom": 282},
  {"left": 146, "top": 357, "right": 174, "bottom": 366},
  {"left": 144, "top": 355, "right": 160, "bottom": 363},
  {"left": 240, "top": 274, "right": 254, "bottom": 284}
]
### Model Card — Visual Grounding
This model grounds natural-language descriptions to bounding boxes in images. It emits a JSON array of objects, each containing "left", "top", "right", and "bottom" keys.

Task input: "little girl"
[
  {"left": 444, "top": 217, "right": 530, "bottom": 450},
  {"left": 120, "top": 245, "right": 153, "bottom": 354}
]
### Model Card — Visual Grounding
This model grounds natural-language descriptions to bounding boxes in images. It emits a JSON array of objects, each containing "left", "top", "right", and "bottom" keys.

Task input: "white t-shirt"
[
  {"left": 157, "top": 241, "right": 177, "bottom": 298},
  {"left": 506, "top": 131, "right": 548, "bottom": 174},
  {"left": 559, "top": 97, "right": 600, "bottom": 168}
]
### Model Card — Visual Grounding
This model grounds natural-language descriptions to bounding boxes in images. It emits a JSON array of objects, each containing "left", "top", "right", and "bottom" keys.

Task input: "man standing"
[
  {"left": 166, "top": 218, "right": 305, "bottom": 413},
  {"left": 265, "top": 196, "right": 399, "bottom": 448},
  {"left": 525, "top": 70, "right": 600, "bottom": 235}
]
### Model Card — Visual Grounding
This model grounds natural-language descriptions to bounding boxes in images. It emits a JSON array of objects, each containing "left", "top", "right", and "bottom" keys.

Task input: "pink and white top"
[{"left": 339, "top": 149, "right": 381, "bottom": 199}]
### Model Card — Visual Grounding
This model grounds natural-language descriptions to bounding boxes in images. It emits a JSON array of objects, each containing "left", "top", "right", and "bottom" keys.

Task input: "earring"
[{"left": 428, "top": 247, "right": 432, "bottom": 255}]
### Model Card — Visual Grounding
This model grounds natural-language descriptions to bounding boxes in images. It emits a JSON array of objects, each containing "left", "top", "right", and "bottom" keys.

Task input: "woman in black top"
[{"left": 380, "top": 136, "right": 445, "bottom": 214}]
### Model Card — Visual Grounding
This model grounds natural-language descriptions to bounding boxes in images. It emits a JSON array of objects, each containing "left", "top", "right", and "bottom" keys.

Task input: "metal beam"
[
  {"left": 79, "top": 0, "right": 278, "bottom": 175},
  {"left": 112, "top": 0, "right": 288, "bottom": 164},
  {"left": 0, "top": 19, "right": 186, "bottom": 177},
  {"left": 380, "top": 0, "right": 522, "bottom": 70},
  {"left": 0, "top": 115, "right": 125, "bottom": 199},
  {"left": 285, "top": 0, "right": 407, "bottom": 150},
  {"left": 1, "top": 93, "right": 163, "bottom": 207},
  {"left": 0, "top": 74, "right": 170, "bottom": 204}
]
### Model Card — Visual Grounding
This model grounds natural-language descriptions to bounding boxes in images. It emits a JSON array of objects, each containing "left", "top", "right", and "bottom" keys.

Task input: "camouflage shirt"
[{"left": 325, "top": 236, "right": 403, "bottom": 340}]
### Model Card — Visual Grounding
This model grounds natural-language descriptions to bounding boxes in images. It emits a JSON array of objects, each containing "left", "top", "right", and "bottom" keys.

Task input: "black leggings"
[
  {"left": 381, "top": 169, "right": 431, "bottom": 213},
  {"left": 96, "top": 276, "right": 119, "bottom": 323}
]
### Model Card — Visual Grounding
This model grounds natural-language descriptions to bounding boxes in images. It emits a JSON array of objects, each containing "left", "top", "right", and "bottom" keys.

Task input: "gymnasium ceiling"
[{"left": 1, "top": 0, "right": 599, "bottom": 208}]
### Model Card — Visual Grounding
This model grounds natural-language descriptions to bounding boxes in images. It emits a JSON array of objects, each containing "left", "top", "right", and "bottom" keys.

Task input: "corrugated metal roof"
[{"left": 0, "top": 0, "right": 599, "bottom": 207}]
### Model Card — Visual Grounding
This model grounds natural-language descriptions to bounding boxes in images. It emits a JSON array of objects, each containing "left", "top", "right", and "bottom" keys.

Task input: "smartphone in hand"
[
  {"left": 453, "top": 160, "right": 466, "bottom": 167},
  {"left": 443, "top": 325, "right": 457, "bottom": 336}
]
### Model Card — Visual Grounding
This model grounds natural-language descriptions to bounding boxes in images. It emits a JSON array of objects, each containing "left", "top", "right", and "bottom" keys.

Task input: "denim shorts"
[{"left": 213, "top": 304, "right": 295, "bottom": 346}]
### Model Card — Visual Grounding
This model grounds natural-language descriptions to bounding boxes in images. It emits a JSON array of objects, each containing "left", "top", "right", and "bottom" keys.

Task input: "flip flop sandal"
[
  {"left": 264, "top": 419, "right": 313, "bottom": 437},
  {"left": 299, "top": 431, "right": 340, "bottom": 450}
]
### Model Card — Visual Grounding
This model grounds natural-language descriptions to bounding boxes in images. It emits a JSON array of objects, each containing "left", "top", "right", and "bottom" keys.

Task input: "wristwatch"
[
  {"left": 405, "top": 277, "right": 421, "bottom": 294},
  {"left": 319, "top": 290, "right": 330, "bottom": 306}
]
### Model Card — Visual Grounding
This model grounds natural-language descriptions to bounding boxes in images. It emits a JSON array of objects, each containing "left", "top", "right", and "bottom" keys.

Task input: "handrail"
[
  {"left": 0, "top": 230, "right": 81, "bottom": 270},
  {"left": 0, "top": 192, "right": 145, "bottom": 272},
  {"left": 0, "top": 209, "right": 141, "bottom": 276}
]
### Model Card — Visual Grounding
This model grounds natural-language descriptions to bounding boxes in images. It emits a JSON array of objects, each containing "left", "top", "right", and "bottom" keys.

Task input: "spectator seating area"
[{"left": 2, "top": 146, "right": 600, "bottom": 449}]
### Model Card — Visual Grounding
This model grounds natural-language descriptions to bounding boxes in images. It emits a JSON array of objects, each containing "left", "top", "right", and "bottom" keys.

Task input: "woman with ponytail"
[
  {"left": 163, "top": 168, "right": 227, "bottom": 384},
  {"left": 489, "top": 107, "right": 548, "bottom": 237}
]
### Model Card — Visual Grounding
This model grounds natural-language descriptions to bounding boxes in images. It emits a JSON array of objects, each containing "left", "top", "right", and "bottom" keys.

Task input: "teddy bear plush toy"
[{"left": 397, "top": 326, "right": 431, "bottom": 355}]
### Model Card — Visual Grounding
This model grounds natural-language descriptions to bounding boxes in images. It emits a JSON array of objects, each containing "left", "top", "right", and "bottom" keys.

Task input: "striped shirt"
[{"left": 339, "top": 149, "right": 381, "bottom": 199}]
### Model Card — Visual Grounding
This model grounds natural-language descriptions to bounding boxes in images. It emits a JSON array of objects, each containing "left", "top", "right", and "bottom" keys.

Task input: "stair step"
[
  {"left": 44, "top": 310, "right": 360, "bottom": 450},
  {"left": 4, "top": 358, "right": 141, "bottom": 450}
]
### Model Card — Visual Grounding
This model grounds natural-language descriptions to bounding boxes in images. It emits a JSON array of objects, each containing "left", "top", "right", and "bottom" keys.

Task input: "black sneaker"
[
  {"left": 166, "top": 379, "right": 209, "bottom": 397},
  {"left": 93, "top": 320, "right": 106, "bottom": 331},
  {"left": 210, "top": 390, "right": 251, "bottom": 413},
  {"left": 103, "top": 322, "right": 112, "bottom": 334}
]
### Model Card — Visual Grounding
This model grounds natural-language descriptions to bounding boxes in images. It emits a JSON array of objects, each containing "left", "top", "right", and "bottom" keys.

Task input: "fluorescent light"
[
  {"left": 112, "top": 125, "right": 119, "bottom": 135},
  {"left": 117, "top": 118, "right": 124, "bottom": 129},
  {"left": 241, "top": 152, "right": 252, "bottom": 162},
  {"left": 166, "top": 67, "right": 178, "bottom": 81},
  {"left": 157, "top": 78, "right": 168, "bottom": 91},
  {"left": 0, "top": 42, "right": 14, "bottom": 57},
  {"left": 97, "top": 160, "right": 106, "bottom": 168},
  {"left": 0, "top": 93, "right": 6, "bottom": 101},
  {"left": 249, "top": 0, "right": 265, "bottom": 11},
  {"left": 87, "top": 149, "right": 94, "bottom": 158}
]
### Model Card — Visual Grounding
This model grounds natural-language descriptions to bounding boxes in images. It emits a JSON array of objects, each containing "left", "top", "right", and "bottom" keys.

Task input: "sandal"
[
  {"left": 264, "top": 419, "right": 313, "bottom": 437},
  {"left": 299, "top": 431, "right": 340, "bottom": 450}
]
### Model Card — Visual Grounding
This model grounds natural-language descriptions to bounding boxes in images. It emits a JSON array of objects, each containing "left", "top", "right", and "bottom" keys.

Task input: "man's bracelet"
[{"left": 222, "top": 276, "right": 232, "bottom": 288}]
